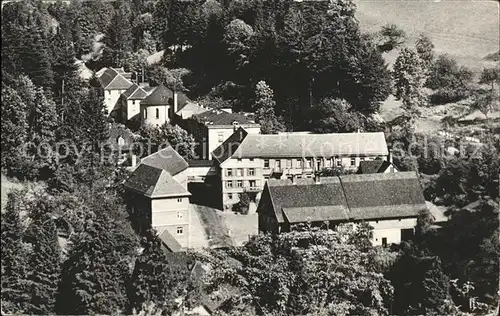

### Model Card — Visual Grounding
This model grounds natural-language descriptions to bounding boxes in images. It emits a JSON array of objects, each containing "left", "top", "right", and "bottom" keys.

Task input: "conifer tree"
[
  {"left": 103, "top": 1, "right": 133, "bottom": 67},
  {"left": 25, "top": 213, "right": 61, "bottom": 314},
  {"left": 128, "top": 230, "right": 190, "bottom": 314},
  {"left": 1, "top": 190, "right": 31, "bottom": 314},
  {"left": 254, "top": 81, "right": 285, "bottom": 134}
]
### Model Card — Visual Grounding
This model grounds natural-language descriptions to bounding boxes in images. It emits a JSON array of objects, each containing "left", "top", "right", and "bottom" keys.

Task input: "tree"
[
  {"left": 309, "top": 98, "right": 363, "bottom": 133},
  {"left": 128, "top": 230, "right": 190, "bottom": 314},
  {"left": 415, "top": 33, "right": 435, "bottom": 72},
  {"left": 223, "top": 19, "right": 255, "bottom": 71},
  {"left": 479, "top": 68, "right": 500, "bottom": 91},
  {"left": 254, "top": 81, "right": 285, "bottom": 134},
  {"left": 1, "top": 86, "right": 28, "bottom": 177},
  {"left": 139, "top": 123, "right": 196, "bottom": 159},
  {"left": 204, "top": 225, "right": 393, "bottom": 315},
  {"left": 471, "top": 89, "right": 496, "bottom": 121},
  {"left": 50, "top": 30, "right": 79, "bottom": 101},
  {"left": 1, "top": 190, "right": 31, "bottom": 314},
  {"left": 102, "top": 1, "right": 133, "bottom": 67},
  {"left": 56, "top": 211, "right": 138, "bottom": 315},
  {"left": 25, "top": 213, "right": 61, "bottom": 314},
  {"left": 124, "top": 49, "right": 150, "bottom": 83},
  {"left": 393, "top": 48, "right": 427, "bottom": 116},
  {"left": 376, "top": 24, "right": 406, "bottom": 52}
]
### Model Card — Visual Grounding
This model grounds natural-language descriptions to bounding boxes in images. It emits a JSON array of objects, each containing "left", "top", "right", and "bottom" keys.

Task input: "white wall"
[
  {"left": 368, "top": 218, "right": 417, "bottom": 246},
  {"left": 141, "top": 104, "right": 171, "bottom": 126},
  {"left": 173, "top": 169, "right": 189, "bottom": 189},
  {"left": 207, "top": 125, "right": 260, "bottom": 160},
  {"left": 125, "top": 99, "right": 141, "bottom": 121},
  {"left": 151, "top": 197, "right": 190, "bottom": 247},
  {"left": 105, "top": 89, "right": 126, "bottom": 117}
]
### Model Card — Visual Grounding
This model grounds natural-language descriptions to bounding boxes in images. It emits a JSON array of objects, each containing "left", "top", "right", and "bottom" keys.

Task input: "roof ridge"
[{"left": 105, "top": 73, "right": 132, "bottom": 89}]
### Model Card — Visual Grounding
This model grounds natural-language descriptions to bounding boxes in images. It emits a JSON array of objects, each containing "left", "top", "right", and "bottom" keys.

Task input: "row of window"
[
  {"left": 226, "top": 179, "right": 257, "bottom": 189},
  {"left": 226, "top": 168, "right": 256, "bottom": 177},
  {"left": 143, "top": 108, "right": 171, "bottom": 120},
  {"left": 263, "top": 157, "right": 364, "bottom": 169}
]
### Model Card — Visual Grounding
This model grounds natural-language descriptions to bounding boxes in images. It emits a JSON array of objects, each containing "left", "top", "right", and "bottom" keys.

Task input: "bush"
[
  {"left": 232, "top": 192, "right": 251, "bottom": 215},
  {"left": 430, "top": 87, "right": 471, "bottom": 105}
]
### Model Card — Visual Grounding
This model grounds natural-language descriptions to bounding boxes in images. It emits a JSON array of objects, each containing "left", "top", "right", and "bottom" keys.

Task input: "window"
[
  {"left": 382, "top": 237, "right": 387, "bottom": 247},
  {"left": 156, "top": 108, "right": 159, "bottom": 119},
  {"left": 306, "top": 158, "right": 312, "bottom": 168},
  {"left": 177, "top": 227, "right": 184, "bottom": 235},
  {"left": 144, "top": 108, "right": 147, "bottom": 119},
  {"left": 325, "top": 158, "right": 331, "bottom": 167},
  {"left": 249, "top": 180, "right": 256, "bottom": 188},
  {"left": 177, "top": 211, "right": 183, "bottom": 219},
  {"left": 177, "top": 198, "right": 182, "bottom": 203},
  {"left": 228, "top": 193, "right": 233, "bottom": 200},
  {"left": 226, "top": 181, "right": 233, "bottom": 188},
  {"left": 264, "top": 159, "right": 270, "bottom": 168},
  {"left": 236, "top": 180, "right": 243, "bottom": 188},
  {"left": 275, "top": 160, "right": 281, "bottom": 169},
  {"left": 237, "top": 158, "right": 242, "bottom": 162},
  {"left": 236, "top": 168, "right": 243, "bottom": 176},
  {"left": 336, "top": 157, "right": 342, "bottom": 167},
  {"left": 286, "top": 159, "right": 292, "bottom": 168},
  {"left": 132, "top": 100, "right": 136, "bottom": 105},
  {"left": 249, "top": 158, "right": 254, "bottom": 162},
  {"left": 264, "top": 176, "right": 269, "bottom": 180},
  {"left": 218, "top": 132, "right": 224, "bottom": 143},
  {"left": 248, "top": 168, "right": 255, "bottom": 176},
  {"left": 350, "top": 157, "right": 356, "bottom": 167},
  {"left": 296, "top": 159, "right": 302, "bottom": 168},
  {"left": 360, "top": 157, "right": 365, "bottom": 162},
  {"left": 117, "top": 136, "right": 125, "bottom": 146},
  {"left": 226, "top": 169, "right": 233, "bottom": 177}
]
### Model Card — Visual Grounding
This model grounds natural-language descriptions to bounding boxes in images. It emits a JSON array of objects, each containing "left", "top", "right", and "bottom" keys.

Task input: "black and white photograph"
[{"left": 1, "top": 0, "right": 499, "bottom": 315}]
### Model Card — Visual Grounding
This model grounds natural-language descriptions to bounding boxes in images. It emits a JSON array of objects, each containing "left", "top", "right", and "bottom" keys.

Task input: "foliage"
[
  {"left": 254, "top": 81, "right": 285, "bottom": 134},
  {"left": 376, "top": 24, "right": 406, "bottom": 52},
  {"left": 479, "top": 67, "right": 500, "bottom": 90},
  {"left": 233, "top": 192, "right": 251, "bottom": 215},
  {"left": 415, "top": 33, "right": 435, "bottom": 72},
  {"left": 139, "top": 122, "right": 196, "bottom": 159},
  {"left": 102, "top": 1, "right": 133, "bottom": 67},
  {"left": 470, "top": 88, "right": 497, "bottom": 120},
  {"left": 148, "top": 66, "right": 191, "bottom": 92},
  {"left": 309, "top": 98, "right": 363, "bottom": 133},
  {"left": 204, "top": 225, "right": 393, "bottom": 315},
  {"left": 393, "top": 48, "right": 427, "bottom": 115},
  {"left": 128, "top": 230, "right": 190, "bottom": 314}
]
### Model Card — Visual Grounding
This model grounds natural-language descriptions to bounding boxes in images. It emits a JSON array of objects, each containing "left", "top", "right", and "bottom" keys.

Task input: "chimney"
[
  {"left": 173, "top": 92, "right": 178, "bottom": 113},
  {"left": 314, "top": 173, "right": 320, "bottom": 184},
  {"left": 388, "top": 150, "right": 393, "bottom": 164},
  {"left": 131, "top": 154, "right": 137, "bottom": 168}
]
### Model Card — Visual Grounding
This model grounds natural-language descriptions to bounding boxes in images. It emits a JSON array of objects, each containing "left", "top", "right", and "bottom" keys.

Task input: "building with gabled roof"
[
  {"left": 97, "top": 67, "right": 134, "bottom": 119},
  {"left": 121, "top": 83, "right": 148, "bottom": 121},
  {"left": 175, "top": 108, "right": 260, "bottom": 160},
  {"left": 257, "top": 172, "right": 428, "bottom": 246},
  {"left": 124, "top": 146, "right": 192, "bottom": 249},
  {"left": 211, "top": 128, "right": 390, "bottom": 209}
]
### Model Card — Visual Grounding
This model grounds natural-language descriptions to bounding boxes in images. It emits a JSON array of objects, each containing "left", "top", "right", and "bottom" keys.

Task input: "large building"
[
  {"left": 211, "top": 128, "right": 389, "bottom": 208},
  {"left": 257, "top": 172, "right": 428, "bottom": 246},
  {"left": 124, "top": 146, "right": 192, "bottom": 249},
  {"left": 175, "top": 105, "right": 261, "bottom": 160}
]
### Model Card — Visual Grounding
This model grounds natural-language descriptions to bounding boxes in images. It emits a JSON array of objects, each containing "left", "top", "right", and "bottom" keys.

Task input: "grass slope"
[{"left": 355, "top": 0, "right": 500, "bottom": 71}]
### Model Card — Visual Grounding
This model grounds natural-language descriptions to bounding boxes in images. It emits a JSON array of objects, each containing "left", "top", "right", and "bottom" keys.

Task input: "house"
[
  {"left": 175, "top": 106, "right": 261, "bottom": 160},
  {"left": 121, "top": 83, "right": 148, "bottom": 121},
  {"left": 257, "top": 172, "right": 428, "bottom": 246},
  {"left": 105, "top": 123, "right": 140, "bottom": 166},
  {"left": 356, "top": 157, "right": 398, "bottom": 174},
  {"left": 124, "top": 146, "right": 192, "bottom": 248},
  {"left": 97, "top": 67, "right": 134, "bottom": 119},
  {"left": 211, "top": 128, "right": 389, "bottom": 208}
]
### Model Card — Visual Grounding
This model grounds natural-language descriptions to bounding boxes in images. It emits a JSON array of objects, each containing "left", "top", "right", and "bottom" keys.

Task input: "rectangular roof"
[
  {"left": 140, "top": 146, "right": 189, "bottom": 176},
  {"left": 213, "top": 131, "right": 388, "bottom": 163},
  {"left": 124, "top": 164, "right": 190, "bottom": 198},
  {"left": 263, "top": 172, "right": 427, "bottom": 223},
  {"left": 98, "top": 67, "right": 133, "bottom": 90},
  {"left": 193, "top": 109, "right": 259, "bottom": 127}
]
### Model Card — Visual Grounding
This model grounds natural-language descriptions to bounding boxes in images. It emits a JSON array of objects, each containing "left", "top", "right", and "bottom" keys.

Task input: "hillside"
[{"left": 355, "top": 0, "right": 500, "bottom": 72}]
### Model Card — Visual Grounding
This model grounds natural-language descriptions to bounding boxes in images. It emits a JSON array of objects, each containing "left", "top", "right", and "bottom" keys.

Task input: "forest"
[{"left": 1, "top": 0, "right": 499, "bottom": 315}]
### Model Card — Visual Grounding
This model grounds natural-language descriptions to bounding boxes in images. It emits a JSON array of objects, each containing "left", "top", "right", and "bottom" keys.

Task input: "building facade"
[
  {"left": 97, "top": 67, "right": 133, "bottom": 119},
  {"left": 212, "top": 129, "right": 390, "bottom": 208},
  {"left": 257, "top": 172, "right": 427, "bottom": 246}
]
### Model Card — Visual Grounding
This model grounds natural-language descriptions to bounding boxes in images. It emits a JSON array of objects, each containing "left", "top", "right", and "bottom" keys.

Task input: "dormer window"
[{"left": 233, "top": 121, "right": 239, "bottom": 126}]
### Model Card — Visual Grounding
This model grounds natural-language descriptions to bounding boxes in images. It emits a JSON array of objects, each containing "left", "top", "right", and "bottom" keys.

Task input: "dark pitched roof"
[
  {"left": 192, "top": 109, "right": 258, "bottom": 127},
  {"left": 339, "top": 172, "right": 427, "bottom": 220},
  {"left": 158, "top": 228, "right": 182, "bottom": 253},
  {"left": 263, "top": 172, "right": 427, "bottom": 223},
  {"left": 212, "top": 127, "right": 248, "bottom": 164},
  {"left": 141, "top": 84, "right": 173, "bottom": 105},
  {"left": 357, "top": 160, "right": 395, "bottom": 174},
  {"left": 124, "top": 164, "right": 190, "bottom": 198},
  {"left": 98, "top": 67, "right": 133, "bottom": 90},
  {"left": 212, "top": 130, "right": 389, "bottom": 163},
  {"left": 140, "top": 146, "right": 189, "bottom": 176},
  {"left": 267, "top": 177, "right": 349, "bottom": 223},
  {"left": 122, "top": 84, "right": 148, "bottom": 100}
]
